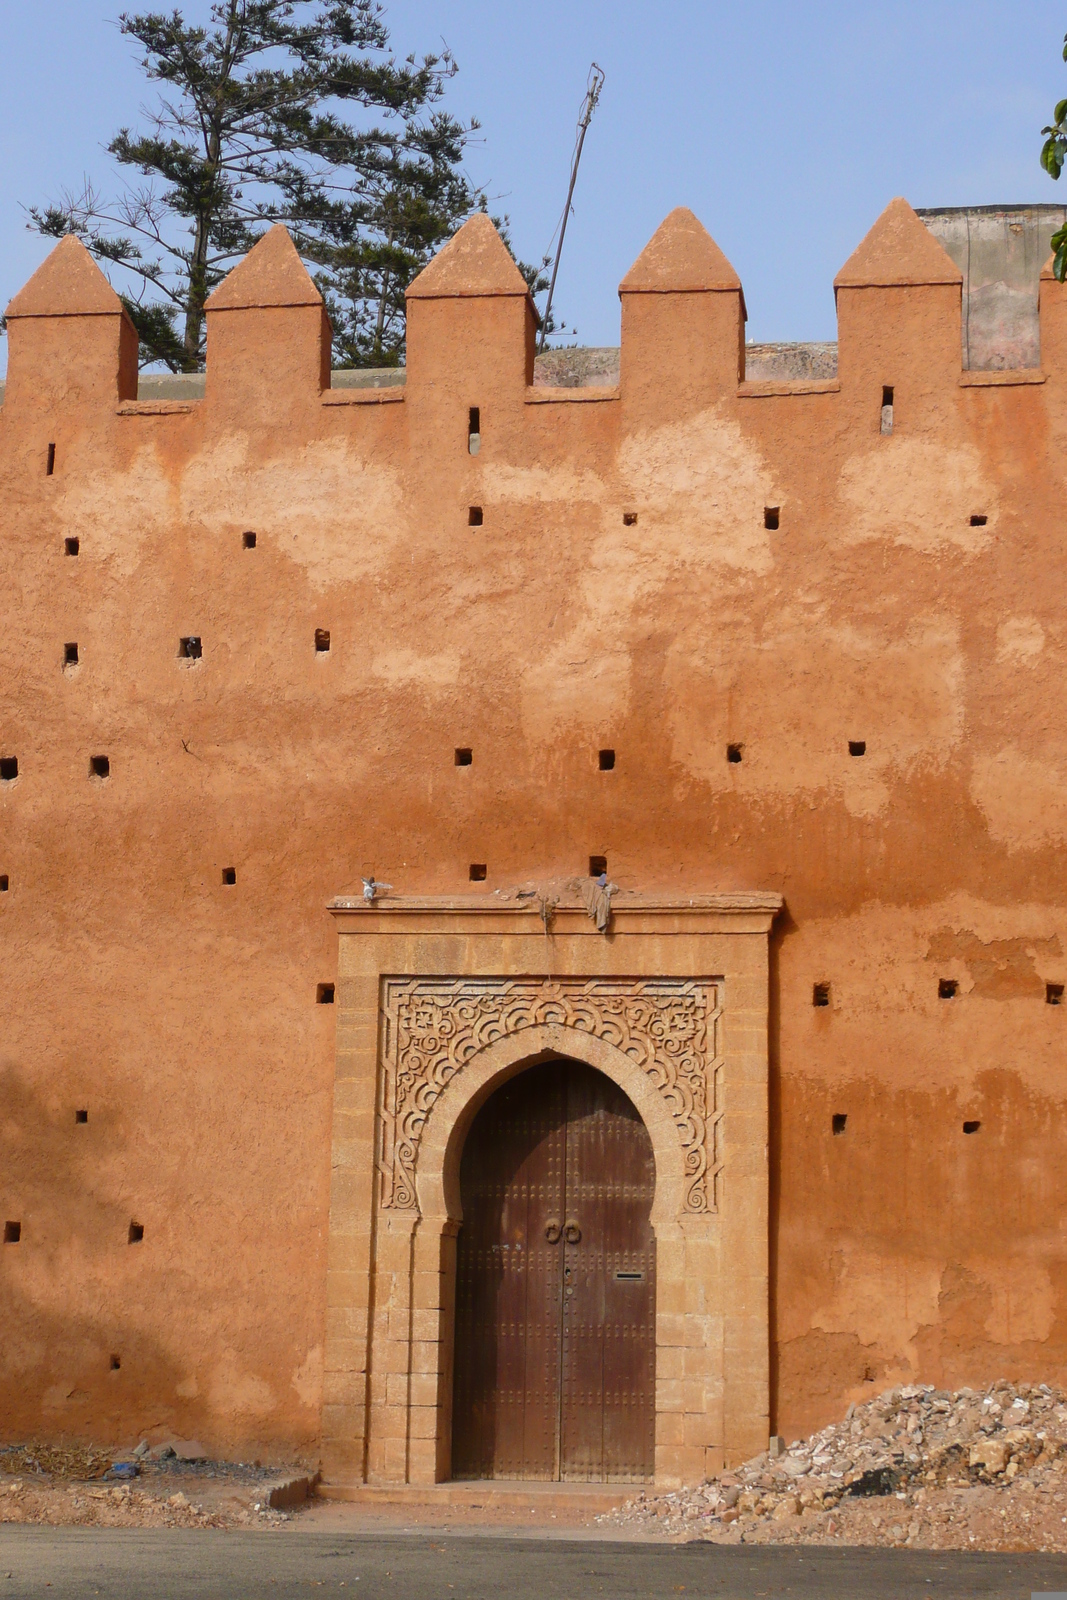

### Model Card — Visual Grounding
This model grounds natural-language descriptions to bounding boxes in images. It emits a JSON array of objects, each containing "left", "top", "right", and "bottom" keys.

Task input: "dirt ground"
[
  {"left": 0, "top": 1447, "right": 302, "bottom": 1532},
  {"left": 7, "top": 1379, "right": 1067, "bottom": 1553},
  {"left": 5, "top": 1469, "right": 1067, "bottom": 1553}
]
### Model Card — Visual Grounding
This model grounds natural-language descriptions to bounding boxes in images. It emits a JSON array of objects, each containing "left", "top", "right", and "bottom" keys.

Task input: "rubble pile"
[{"left": 605, "top": 1381, "right": 1067, "bottom": 1549}]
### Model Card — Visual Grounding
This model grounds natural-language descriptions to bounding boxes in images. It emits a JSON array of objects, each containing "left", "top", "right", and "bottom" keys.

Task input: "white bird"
[{"left": 362, "top": 876, "right": 392, "bottom": 902}]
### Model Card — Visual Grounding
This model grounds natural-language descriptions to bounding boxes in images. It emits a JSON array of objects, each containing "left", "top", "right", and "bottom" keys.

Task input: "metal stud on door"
[
  {"left": 453, "top": 1066, "right": 566, "bottom": 1479},
  {"left": 453, "top": 1060, "right": 655, "bottom": 1482},
  {"left": 559, "top": 1066, "right": 655, "bottom": 1481}
]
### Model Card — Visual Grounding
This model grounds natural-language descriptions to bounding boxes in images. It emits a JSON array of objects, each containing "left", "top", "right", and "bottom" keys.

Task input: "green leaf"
[{"left": 1052, "top": 225, "right": 1067, "bottom": 282}]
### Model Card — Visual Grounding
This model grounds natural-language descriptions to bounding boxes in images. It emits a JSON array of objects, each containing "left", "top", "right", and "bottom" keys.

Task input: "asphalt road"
[{"left": 1, "top": 1529, "right": 1067, "bottom": 1600}]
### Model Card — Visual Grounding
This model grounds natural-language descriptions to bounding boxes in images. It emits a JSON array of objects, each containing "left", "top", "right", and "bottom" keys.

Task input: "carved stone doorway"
[
  {"left": 452, "top": 1058, "right": 655, "bottom": 1482},
  {"left": 322, "top": 891, "right": 781, "bottom": 1490}
]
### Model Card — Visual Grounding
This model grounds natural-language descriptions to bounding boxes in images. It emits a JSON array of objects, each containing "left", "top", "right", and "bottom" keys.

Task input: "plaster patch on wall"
[
  {"left": 996, "top": 616, "right": 1046, "bottom": 665},
  {"left": 512, "top": 412, "right": 776, "bottom": 741},
  {"left": 663, "top": 615, "right": 963, "bottom": 800},
  {"left": 181, "top": 438, "right": 407, "bottom": 590},
  {"left": 291, "top": 1345, "right": 323, "bottom": 1408},
  {"left": 838, "top": 437, "right": 996, "bottom": 554},
  {"left": 482, "top": 463, "right": 608, "bottom": 506},
  {"left": 970, "top": 748, "right": 1067, "bottom": 849},
  {"left": 371, "top": 649, "right": 461, "bottom": 691},
  {"left": 207, "top": 1354, "right": 276, "bottom": 1419},
  {"left": 55, "top": 454, "right": 175, "bottom": 579},
  {"left": 520, "top": 626, "right": 632, "bottom": 741},
  {"left": 58, "top": 438, "right": 408, "bottom": 590},
  {"left": 925, "top": 927, "right": 1058, "bottom": 999},
  {"left": 175, "top": 1376, "right": 199, "bottom": 1399},
  {"left": 812, "top": 1247, "right": 943, "bottom": 1361},
  {"left": 617, "top": 407, "right": 776, "bottom": 577},
  {"left": 787, "top": 897, "right": 1067, "bottom": 1036},
  {"left": 970, "top": 1256, "right": 1056, "bottom": 1346}
]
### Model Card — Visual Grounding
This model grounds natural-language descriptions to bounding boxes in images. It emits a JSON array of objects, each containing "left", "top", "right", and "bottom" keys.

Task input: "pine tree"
[{"left": 28, "top": 2, "right": 482, "bottom": 370}]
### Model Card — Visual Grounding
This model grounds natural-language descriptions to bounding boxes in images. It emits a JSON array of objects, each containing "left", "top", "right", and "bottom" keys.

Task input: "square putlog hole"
[
  {"left": 589, "top": 855, "right": 607, "bottom": 878},
  {"left": 848, "top": 741, "right": 866, "bottom": 757},
  {"left": 938, "top": 978, "right": 958, "bottom": 999},
  {"left": 243, "top": 531, "right": 257, "bottom": 548},
  {"left": 0, "top": 757, "right": 18, "bottom": 782},
  {"left": 179, "top": 636, "right": 202, "bottom": 659},
  {"left": 963, "top": 1120, "right": 981, "bottom": 1135},
  {"left": 454, "top": 748, "right": 473, "bottom": 766},
  {"left": 0, "top": 876, "right": 8, "bottom": 892},
  {"left": 468, "top": 506, "right": 483, "bottom": 526},
  {"left": 598, "top": 749, "right": 615, "bottom": 771},
  {"left": 75, "top": 1109, "right": 88, "bottom": 1124},
  {"left": 65, "top": 537, "right": 79, "bottom": 556},
  {"left": 1048, "top": 983, "right": 1065, "bottom": 1005},
  {"left": 622, "top": 511, "right": 638, "bottom": 526},
  {"left": 316, "top": 983, "right": 335, "bottom": 1005},
  {"left": 222, "top": 867, "right": 237, "bottom": 886},
  {"left": 89, "top": 756, "right": 110, "bottom": 779},
  {"left": 831, "top": 1113, "right": 847, "bottom": 1135},
  {"left": 727, "top": 743, "right": 743, "bottom": 764},
  {"left": 970, "top": 514, "right": 987, "bottom": 527},
  {"left": 813, "top": 983, "right": 831, "bottom": 1007},
  {"left": 110, "top": 1355, "right": 121, "bottom": 1371},
  {"left": 128, "top": 1222, "right": 144, "bottom": 1244},
  {"left": 315, "top": 629, "right": 331, "bottom": 653},
  {"left": 3, "top": 1221, "right": 20, "bottom": 1243},
  {"left": 469, "top": 863, "right": 487, "bottom": 882},
  {"left": 764, "top": 506, "right": 780, "bottom": 530},
  {"left": 64, "top": 642, "right": 79, "bottom": 666}
]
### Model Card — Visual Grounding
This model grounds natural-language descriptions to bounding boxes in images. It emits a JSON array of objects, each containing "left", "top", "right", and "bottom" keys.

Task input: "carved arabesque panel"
[{"left": 377, "top": 977, "right": 722, "bottom": 1215}]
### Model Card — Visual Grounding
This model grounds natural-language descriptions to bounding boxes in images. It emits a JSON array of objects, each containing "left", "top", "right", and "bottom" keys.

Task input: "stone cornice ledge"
[{"left": 328, "top": 890, "right": 783, "bottom": 935}]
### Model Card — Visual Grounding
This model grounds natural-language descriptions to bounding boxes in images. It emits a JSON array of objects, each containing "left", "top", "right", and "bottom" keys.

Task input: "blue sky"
[{"left": 1, "top": 0, "right": 1065, "bottom": 367}]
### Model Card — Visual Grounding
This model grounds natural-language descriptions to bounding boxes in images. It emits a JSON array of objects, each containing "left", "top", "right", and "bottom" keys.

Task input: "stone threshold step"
[{"left": 318, "top": 1480, "right": 640, "bottom": 1513}]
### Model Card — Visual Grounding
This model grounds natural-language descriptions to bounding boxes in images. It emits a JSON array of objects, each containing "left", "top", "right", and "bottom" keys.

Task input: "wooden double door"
[{"left": 452, "top": 1059, "right": 656, "bottom": 1481}]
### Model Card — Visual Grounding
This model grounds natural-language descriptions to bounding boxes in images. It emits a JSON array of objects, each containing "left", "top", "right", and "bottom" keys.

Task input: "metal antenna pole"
[{"left": 538, "top": 62, "right": 605, "bottom": 355}]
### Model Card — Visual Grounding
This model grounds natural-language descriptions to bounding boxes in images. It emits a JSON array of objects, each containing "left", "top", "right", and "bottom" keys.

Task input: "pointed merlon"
[
  {"left": 619, "top": 208, "right": 744, "bottom": 298},
  {"left": 407, "top": 213, "right": 531, "bottom": 300},
  {"left": 835, "top": 198, "right": 962, "bottom": 289},
  {"left": 206, "top": 224, "right": 322, "bottom": 311},
  {"left": 5, "top": 235, "right": 125, "bottom": 320}
]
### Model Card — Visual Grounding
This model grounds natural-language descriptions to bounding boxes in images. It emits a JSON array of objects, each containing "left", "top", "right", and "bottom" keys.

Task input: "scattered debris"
[
  {"left": 0, "top": 1445, "right": 111, "bottom": 1480},
  {"left": 171, "top": 1439, "right": 208, "bottom": 1462},
  {"left": 0, "top": 1444, "right": 313, "bottom": 1531},
  {"left": 602, "top": 1381, "right": 1067, "bottom": 1551}
]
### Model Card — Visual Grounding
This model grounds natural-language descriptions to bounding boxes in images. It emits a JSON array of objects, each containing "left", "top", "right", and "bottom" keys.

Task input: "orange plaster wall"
[{"left": 2, "top": 204, "right": 1067, "bottom": 1460}]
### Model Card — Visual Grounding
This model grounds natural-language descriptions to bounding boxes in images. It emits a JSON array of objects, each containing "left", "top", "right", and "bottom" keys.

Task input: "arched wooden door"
[{"left": 452, "top": 1058, "right": 655, "bottom": 1481}]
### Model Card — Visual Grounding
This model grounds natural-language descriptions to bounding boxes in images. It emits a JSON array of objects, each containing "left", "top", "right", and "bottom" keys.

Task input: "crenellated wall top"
[{"left": 1, "top": 196, "right": 1062, "bottom": 429}]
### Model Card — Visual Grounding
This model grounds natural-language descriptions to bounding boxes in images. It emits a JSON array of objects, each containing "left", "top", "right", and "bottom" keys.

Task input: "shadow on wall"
[
  {"left": 0, "top": 1062, "right": 202, "bottom": 1448},
  {"left": 766, "top": 903, "right": 798, "bottom": 1442}
]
